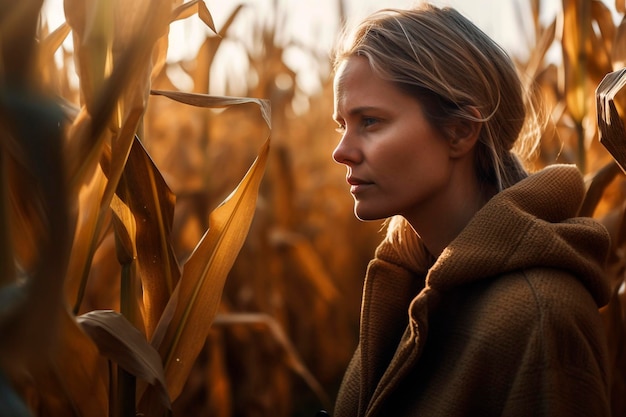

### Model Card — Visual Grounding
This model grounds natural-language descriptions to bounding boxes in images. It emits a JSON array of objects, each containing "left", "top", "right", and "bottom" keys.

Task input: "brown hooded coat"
[{"left": 333, "top": 165, "right": 612, "bottom": 417}]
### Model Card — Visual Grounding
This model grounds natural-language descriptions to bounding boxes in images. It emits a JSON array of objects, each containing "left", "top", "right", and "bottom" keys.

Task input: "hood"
[{"left": 427, "top": 164, "right": 611, "bottom": 307}]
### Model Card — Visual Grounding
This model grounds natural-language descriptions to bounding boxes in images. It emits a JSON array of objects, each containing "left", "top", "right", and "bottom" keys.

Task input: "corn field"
[{"left": 1, "top": 0, "right": 625, "bottom": 416}]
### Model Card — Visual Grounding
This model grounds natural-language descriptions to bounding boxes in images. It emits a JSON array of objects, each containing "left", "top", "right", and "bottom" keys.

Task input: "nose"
[{"left": 332, "top": 132, "right": 361, "bottom": 165}]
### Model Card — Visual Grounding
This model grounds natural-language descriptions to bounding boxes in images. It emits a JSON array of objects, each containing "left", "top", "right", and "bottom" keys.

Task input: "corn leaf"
[
  {"left": 151, "top": 89, "right": 272, "bottom": 129},
  {"left": 114, "top": 136, "right": 180, "bottom": 338},
  {"left": 63, "top": 0, "right": 172, "bottom": 190},
  {"left": 591, "top": 0, "right": 615, "bottom": 55},
  {"left": 110, "top": 193, "right": 136, "bottom": 266},
  {"left": 522, "top": 18, "right": 556, "bottom": 89},
  {"left": 67, "top": 109, "right": 144, "bottom": 313},
  {"left": 144, "top": 136, "right": 270, "bottom": 405},
  {"left": 213, "top": 313, "right": 332, "bottom": 410},
  {"left": 65, "top": 163, "right": 109, "bottom": 308},
  {"left": 77, "top": 310, "right": 171, "bottom": 408},
  {"left": 580, "top": 160, "right": 622, "bottom": 216},
  {"left": 16, "top": 309, "right": 110, "bottom": 417},
  {"left": 171, "top": 0, "right": 217, "bottom": 35},
  {"left": 271, "top": 230, "right": 339, "bottom": 302},
  {"left": 596, "top": 68, "right": 626, "bottom": 172},
  {"left": 589, "top": 1, "right": 613, "bottom": 83},
  {"left": 189, "top": 4, "right": 245, "bottom": 93},
  {"left": 37, "top": 22, "right": 71, "bottom": 68},
  {"left": 612, "top": 16, "right": 626, "bottom": 69},
  {"left": 63, "top": 0, "right": 173, "bottom": 312},
  {"left": 562, "top": 0, "right": 590, "bottom": 124}
]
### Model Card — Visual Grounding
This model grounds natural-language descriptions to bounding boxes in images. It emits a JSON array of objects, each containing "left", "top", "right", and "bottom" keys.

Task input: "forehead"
[
  {"left": 333, "top": 56, "right": 415, "bottom": 113},
  {"left": 333, "top": 56, "right": 372, "bottom": 93},
  {"left": 333, "top": 56, "right": 392, "bottom": 102}
]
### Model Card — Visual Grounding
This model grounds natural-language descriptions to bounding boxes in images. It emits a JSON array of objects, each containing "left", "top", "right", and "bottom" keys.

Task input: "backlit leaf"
[
  {"left": 37, "top": 22, "right": 71, "bottom": 70},
  {"left": 151, "top": 89, "right": 272, "bottom": 129},
  {"left": 77, "top": 310, "right": 171, "bottom": 408},
  {"left": 115, "top": 136, "right": 180, "bottom": 338},
  {"left": 561, "top": 0, "right": 590, "bottom": 124},
  {"left": 171, "top": 0, "right": 218, "bottom": 35},
  {"left": 144, "top": 136, "right": 270, "bottom": 404}
]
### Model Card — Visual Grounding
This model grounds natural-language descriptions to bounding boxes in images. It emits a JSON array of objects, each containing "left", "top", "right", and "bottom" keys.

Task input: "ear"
[{"left": 448, "top": 106, "right": 482, "bottom": 159}]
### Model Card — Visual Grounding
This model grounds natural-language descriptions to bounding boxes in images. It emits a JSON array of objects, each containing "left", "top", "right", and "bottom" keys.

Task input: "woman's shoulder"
[{"left": 450, "top": 267, "right": 606, "bottom": 344}]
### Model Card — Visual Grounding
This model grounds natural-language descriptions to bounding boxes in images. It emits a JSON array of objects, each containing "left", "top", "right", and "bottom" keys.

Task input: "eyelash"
[
  {"left": 362, "top": 117, "right": 377, "bottom": 128},
  {"left": 334, "top": 117, "right": 378, "bottom": 133}
]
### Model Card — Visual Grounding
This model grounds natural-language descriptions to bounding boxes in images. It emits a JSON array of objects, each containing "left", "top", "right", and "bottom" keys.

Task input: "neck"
[{"left": 405, "top": 174, "right": 494, "bottom": 258}]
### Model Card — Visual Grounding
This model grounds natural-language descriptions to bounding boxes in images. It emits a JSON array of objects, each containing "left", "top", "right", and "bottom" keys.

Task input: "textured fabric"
[{"left": 334, "top": 165, "right": 611, "bottom": 417}]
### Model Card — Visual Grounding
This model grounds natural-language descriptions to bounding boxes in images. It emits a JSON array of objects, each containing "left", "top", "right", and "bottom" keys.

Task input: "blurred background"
[{"left": 13, "top": 0, "right": 626, "bottom": 415}]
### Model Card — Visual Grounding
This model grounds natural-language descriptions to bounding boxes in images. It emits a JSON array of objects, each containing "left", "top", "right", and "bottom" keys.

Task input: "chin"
[{"left": 354, "top": 206, "right": 387, "bottom": 222}]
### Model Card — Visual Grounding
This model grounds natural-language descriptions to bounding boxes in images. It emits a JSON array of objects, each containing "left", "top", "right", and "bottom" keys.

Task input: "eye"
[
  {"left": 335, "top": 121, "right": 346, "bottom": 134},
  {"left": 362, "top": 117, "right": 378, "bottom": 128}
]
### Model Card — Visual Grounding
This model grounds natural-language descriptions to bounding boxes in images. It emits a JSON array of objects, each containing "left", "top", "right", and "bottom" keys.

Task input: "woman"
[{"left": 328, "top": 4, "right": 611, "bottom": 417}]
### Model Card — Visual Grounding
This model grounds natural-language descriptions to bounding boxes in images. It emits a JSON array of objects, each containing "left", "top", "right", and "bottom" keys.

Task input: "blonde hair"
[{"left": 332, "top": 4, "right": 543, "bottom": 192}]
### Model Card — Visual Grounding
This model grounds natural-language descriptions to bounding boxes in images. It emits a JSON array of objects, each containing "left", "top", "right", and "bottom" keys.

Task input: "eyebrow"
[{"left": 333, "top": 105, "right": 380, "bottom": 121}]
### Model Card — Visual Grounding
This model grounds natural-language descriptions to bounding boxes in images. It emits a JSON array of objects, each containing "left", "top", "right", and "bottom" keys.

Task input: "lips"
[
  {"left": 347, "top": 176, "right": 369, "bottom": 186},
  {"left": 346, "top": 176, "right": 373, "bottom": 194}
]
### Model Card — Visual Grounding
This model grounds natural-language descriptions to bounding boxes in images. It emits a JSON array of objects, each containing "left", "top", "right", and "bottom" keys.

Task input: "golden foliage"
[{"left": 2, "top": 0, "right": 626, "bottom": 416}]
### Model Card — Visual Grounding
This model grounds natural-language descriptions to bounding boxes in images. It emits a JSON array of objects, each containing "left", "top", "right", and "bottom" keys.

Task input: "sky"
[{"left": 41, "top": 0, "right": 562, "bottom": 94}]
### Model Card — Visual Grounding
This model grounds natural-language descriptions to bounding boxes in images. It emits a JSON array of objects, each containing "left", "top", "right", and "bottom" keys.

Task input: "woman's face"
[{"left": 332, "top": 56, "right": 456, "bottom": 223}]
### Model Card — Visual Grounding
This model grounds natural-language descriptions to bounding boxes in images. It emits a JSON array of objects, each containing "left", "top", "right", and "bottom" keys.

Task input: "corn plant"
[{"left": 0, "top": 1, "right": 272, "bottom": 416}]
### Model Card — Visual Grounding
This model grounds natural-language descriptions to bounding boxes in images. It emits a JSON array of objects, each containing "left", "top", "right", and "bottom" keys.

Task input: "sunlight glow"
[{"left": 41, "top": 0, "right": 567, "bottom": 96}]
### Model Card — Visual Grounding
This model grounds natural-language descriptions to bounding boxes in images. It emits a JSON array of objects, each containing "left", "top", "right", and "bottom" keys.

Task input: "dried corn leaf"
[
  {"left": 64, "top": 0, "right": 173, "bottom": 314},
  {"left": 37, "top": 23, "right": 71, "bottom": 68},
  {"left": 190, "top": 5, "right": 245, "bottom": 93},
  {"left": 580, "top": 160, "right": 622, "bottom": 217},
  {"left": 593, "top": 1, "right": 616, "bottom": 45},
  {"left": 589, "top": 1, "right": 613, "bottom": 80},
  {"left": 67, "top": 107, "right": 142, "bottom": 313},
  {"left": 77, "top": 309, "right": 171, "bottom": 408},
  {"left": 111, "top": 193, "right": 136, "bottom": 265},
  {"left": 65, "top": 163, "right": 108, "bottom": 309},
  {"left": 171, "top": 0, "right": 217, "bottom": 35},
  {"left": 213, "top": 313, "right": 332, "bottom": 409},
  {"left": 151, "top": 89, "right": 272, "bottom": 128},
  {"left": 612, "top": 16, "right": 626, "bottom": 69},
  {"left": 19, "top": 310, "right": 109, "bottom": 417},
  {"left": 151, "top": 35, "right": 170, "bottom": 82},
  {"left": 143, "top": 136, "right": 270, "bottom": 407},
  {"left": 270, "top": 230, "right": 339, "bottom": 302},
  {"left": 114, "top": 136, "right": 180, "bottom": 338},
  {"left": 596, "top": 68, "right": 626, "bottom": 172},
  {"left": 63, "top": 0, "right": 171, "bottom": 181},
  {"left": 65, "top": 0, "right": 114, "bottom": 109},
  {"left": 561, "top": 0, "right": 590, "bottom": 124}
]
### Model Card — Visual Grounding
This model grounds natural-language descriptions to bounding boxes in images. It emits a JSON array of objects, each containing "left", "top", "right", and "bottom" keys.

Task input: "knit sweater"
[{"left": 333, "top": 165, "right": 612, "bottom": 417}]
